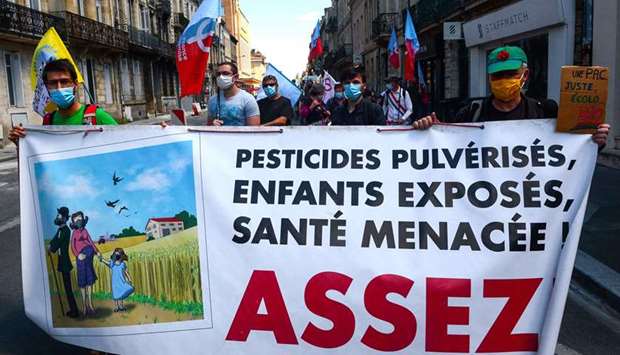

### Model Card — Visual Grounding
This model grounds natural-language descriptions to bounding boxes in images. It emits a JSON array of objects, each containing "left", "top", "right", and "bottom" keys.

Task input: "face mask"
[
  {"left": 490, "top": 73, "right": 525, "bottom": 102},
  {"left": 49, "top": 87, "right": 75, "bottom": 109},
  {"left": 386, "top": 84, "right": 393, "bottom": 91},
  {"left": 344, "top": 83, "right": 363, "bottom": 101},
  {"left": 264, "top": 85, "right": 277, "bottom": 97},
  {"left": 335, "top": 92, "right": 345, "bottom": 100},
  {"left": 217, "top": 75, "right": 234, "bottom": 90}
]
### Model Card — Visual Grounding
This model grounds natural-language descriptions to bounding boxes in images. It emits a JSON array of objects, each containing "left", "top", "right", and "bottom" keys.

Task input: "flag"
[
  {"left": 176, "top": 0, "right": 222, "bottom": 97},
  {"left": 31, "top": 27, "right": 84, "bottom": 116},
  {"left": 308, "top": 20, "right": 324, "bottom": 61},
  {"left": 417, "top": 61, "right": 427, "bottom": 89},
  {"left": 404, "top": 9, "right": 420, "bottom": 82},
  {"left": 256, "top": 64, "right": 302, "bottom": 105},
  {"left": 322, "top": 71, "right": 337, "bottom": 104},
  {"left": 388, "top": 26, "right": 400, "bottom": 69}
]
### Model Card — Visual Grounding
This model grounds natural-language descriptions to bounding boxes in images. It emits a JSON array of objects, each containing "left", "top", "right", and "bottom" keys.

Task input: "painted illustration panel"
[{"left": 33, "top": 141, "right": 204, "bottom": 328}]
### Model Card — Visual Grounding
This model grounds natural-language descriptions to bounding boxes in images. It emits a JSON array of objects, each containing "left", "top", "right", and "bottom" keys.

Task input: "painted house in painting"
[{"left": 145, "top": 217, "right": 185, "bottom": 240}]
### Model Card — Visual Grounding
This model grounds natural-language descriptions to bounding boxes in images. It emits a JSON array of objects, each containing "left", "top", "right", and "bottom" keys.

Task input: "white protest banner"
[
  {"left": 19, "top": 120, "right": 596, "bottom": 354},
  {"left": 322, "top": 70, "right": 337, "bottom": 104}
]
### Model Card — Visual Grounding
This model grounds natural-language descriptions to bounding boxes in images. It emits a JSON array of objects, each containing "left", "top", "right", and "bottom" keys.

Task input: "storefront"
[{"left": 463, "top": 0, "right": 575, "bottom": 102}]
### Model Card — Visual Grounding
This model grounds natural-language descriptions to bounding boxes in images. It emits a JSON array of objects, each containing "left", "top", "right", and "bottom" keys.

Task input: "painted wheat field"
[{"left": 47, "top": 227, "right": 204, "bottom": 328}]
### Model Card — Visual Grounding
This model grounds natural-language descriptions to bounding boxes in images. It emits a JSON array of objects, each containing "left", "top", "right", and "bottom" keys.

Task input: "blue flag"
[{"left": 256, "top": 64, "right": 302, "bottom": 105}]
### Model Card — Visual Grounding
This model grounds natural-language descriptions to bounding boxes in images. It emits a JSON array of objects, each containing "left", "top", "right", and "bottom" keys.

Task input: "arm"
[
  {"left": 70, "top": 231, "right": 79, "bottom": 257},
  {"left": 8, "top": 125, "right": 26, "bottom": 146},
  {"left": 84, "top": 229, "right": 100, "bottom": 254},
  {"left": 49, "top": 230, "right": 61, "bottom": 253},
  {"left": 123, "top": 263, "right": 132, "bottom": 283},
  {"left": 245, "top": 97, "right": 261, "bottom": 126},
  {"left": 263, "top": 117, "right": 288, "bottom": 126},
  {"left": 95, "top": 109, "right": 119, "bottom": 125},
  {"left": 401, "top": 91, "right": 413, "bottom": 123}
]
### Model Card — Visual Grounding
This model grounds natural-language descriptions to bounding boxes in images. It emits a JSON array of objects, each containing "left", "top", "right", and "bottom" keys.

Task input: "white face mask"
[{"left": 217, "top": 75, "right": 235, "bottom": 90}]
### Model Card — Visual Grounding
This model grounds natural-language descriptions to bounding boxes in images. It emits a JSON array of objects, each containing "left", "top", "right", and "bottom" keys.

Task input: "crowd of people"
[{"left": 8, "top": 45, "right": 610, "bottom": 148}]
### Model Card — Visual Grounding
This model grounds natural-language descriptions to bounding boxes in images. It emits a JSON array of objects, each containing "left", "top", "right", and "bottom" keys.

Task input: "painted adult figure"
[
  {"left": 69, "top": 211, "right": 101, "bottom": 316},
  {"left": 48, "top": 207, "right": 79, "bottom": 318}
]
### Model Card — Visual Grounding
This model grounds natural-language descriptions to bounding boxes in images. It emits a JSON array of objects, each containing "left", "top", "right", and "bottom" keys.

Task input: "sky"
[
  {"left": 34, "top": 141, "right": 197, "bottom": 240},
  {"left": 239, "top": 0, "right": 331, "bottom": 79}
]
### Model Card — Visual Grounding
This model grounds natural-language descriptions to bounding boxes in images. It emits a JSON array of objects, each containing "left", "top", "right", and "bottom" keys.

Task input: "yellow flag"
[{"left": 31, "top": 27, "right": 83, "bottom": 116}]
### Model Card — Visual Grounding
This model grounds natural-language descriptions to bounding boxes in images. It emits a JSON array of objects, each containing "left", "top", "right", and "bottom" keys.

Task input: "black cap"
[{"left": 57, "top": 207, "right": 69, "bottom": 219}]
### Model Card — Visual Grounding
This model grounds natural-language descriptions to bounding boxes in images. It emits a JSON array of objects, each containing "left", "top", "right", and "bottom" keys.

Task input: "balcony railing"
[
  {"left": 411, "top": 0, "right": 464, "bottom": 30},
  {"left": 372, "top": 12, "right": 400, "bottom": 42},
  {"left": 0, "top": 0, "right": 65, "bottom": 40},
  {"left": 125, "top": 25, "right": 175, "bottom": 58},
  {"left": 173, "top": 12, "right": 189, "bottom": 29},
  {"left": 333, "top": 44, "right": 353, "bottom": 64},
  {"left": 325, "top": 17, "right": 338, "bottom": 33},
  {"left": 64, "top": 12, "right": 128, "bottom": 50}
]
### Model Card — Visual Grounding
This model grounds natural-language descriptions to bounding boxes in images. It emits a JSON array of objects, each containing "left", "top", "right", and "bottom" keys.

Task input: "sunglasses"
[{"left": 262, "top": 83, "right": 277, "bottom": 88}]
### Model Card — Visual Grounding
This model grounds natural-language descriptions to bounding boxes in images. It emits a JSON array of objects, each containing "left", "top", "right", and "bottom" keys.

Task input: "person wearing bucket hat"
[{"left": 412, "top": 45, "right": 610, "bottom": 148}]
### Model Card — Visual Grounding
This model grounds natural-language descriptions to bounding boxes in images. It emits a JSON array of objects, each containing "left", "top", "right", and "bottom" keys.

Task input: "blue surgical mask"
[
  {"left": 264, "top": 85, "right": 277, "bottom": 97},
  {"left": 386, "top": 83, "right": 393, "bottom": 91},
  {"left": 344, "top": 83, "right": 363, "bottom": 101},
  {"left": 49, "top": 87, "right": 75, "bottom": 109},
  {"left": 335, "top": 92, "right": 345, "bottom": 100}
]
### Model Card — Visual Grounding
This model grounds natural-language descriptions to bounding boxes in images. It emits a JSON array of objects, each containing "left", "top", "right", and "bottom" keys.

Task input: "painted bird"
[
  {"left": 118, "top": 206, "right": 129, "bottom": 214},
  {"left": 105, "top": 200, "right": 120, "bottom": 208},
  {"left": 112, "top": 171, "right": 123, "bottom": 185}
]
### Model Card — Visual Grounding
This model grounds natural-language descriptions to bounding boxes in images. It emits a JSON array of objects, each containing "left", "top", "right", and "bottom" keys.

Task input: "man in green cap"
[{"left": 412, "top": 45, "right": 610, "bottom": 148}]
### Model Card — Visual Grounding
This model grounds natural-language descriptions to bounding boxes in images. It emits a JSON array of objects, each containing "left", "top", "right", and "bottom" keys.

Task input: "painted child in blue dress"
[{"left": 99, "top": 248, "right": 134, "bottom": 312}]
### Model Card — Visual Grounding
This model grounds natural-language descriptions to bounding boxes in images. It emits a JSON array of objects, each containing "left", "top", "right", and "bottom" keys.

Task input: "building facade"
[
  {"left": 145, "top": 217, "right": 184, "bottom": 240},
  {"left": 0, "top": 0, "right": 198, "bottom": 146},
  {"left": 319, "top": 0, "right": 619, "bottom": 154}
]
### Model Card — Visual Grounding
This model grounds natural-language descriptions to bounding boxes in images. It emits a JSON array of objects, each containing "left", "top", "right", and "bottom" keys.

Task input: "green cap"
[{"left": 487, "top": 46, "right": 528, "bottom": 74}]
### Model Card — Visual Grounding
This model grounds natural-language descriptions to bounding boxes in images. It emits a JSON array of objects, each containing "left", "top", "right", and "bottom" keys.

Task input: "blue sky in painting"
[{"left": 34, "top": 141, "right": 197, "bottom": 240}]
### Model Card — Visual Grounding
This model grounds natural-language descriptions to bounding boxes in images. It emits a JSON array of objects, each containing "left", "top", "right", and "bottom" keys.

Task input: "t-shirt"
[
  {"left": 455, "top": 95, "right": 546, "bottom": 123},
  {"left": 257, "top": 96, "right": 294, "bottom": 125},
  {"left": 331, "top": 99, "right": 386, "bottom": 126},
  {"left": 51, "top": 105, "right": 118, "bottom": 125},
  {"left": 208, "top": 90, "right": 260, "bottom": 126}
]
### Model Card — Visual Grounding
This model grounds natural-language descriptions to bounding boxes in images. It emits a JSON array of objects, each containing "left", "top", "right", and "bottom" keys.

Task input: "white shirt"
[{"left": 383, "top": 88, "right": 413, "bottom": 124}]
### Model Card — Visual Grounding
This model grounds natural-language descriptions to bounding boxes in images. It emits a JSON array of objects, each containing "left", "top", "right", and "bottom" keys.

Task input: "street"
[{"left": 0, "top": 157, "right": 619, "bottom": 354}]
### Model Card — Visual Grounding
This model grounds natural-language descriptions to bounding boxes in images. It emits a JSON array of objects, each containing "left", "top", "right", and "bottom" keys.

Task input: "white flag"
[{"left": 322, "top": 70, "right": 337, "bottom": 104}]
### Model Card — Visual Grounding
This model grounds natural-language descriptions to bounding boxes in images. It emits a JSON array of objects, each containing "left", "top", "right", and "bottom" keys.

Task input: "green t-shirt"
[{"left": 51, "top": 105, "right": 118, "bottom": 125}]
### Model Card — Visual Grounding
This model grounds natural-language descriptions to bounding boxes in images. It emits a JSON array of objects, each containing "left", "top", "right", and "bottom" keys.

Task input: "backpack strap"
[
  {"left": 83, "top": 104, "right": 98, "bottom": 125},
  {"left": 42, "top": 112, "right": 54, "bottom": 125}
]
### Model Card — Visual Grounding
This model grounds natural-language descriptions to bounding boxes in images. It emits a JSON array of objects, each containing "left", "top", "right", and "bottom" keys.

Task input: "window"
[
  {"left": 29, "top": 0, "right": 40, "bottom": 10},
  {"left": 103, "top": 63, "right": 114, "bottom": 104},
  {"left": 128, "top": 0, "right": 135, "bottom": 27},
  {"left": 121, "top": 58, "right": 132, "bottom": 97},
  {"left": 133, "top": 58, "right": 144, "bottom": 99},
  {"left": 140, "top": 5, "right": 150, "bottom": 31},
  {"left": 79, "top": 59, "right": 98, "bottom": 104},
  {"left": 96, "top": 0, "right": 102, "bottom": 22},
  {"left": 5, "top": 53, "right": 24, "bottom": 107},
  {"left": 77, "top": 0, "right": 85, "bottom": 16}
]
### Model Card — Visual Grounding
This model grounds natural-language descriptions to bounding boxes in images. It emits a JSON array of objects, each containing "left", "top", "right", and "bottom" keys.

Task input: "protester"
[
  {"left": 326, "top": 82, "right": 346, "bottom": 113},
  {"left": 257, "top": 75, "right": 294, "bottom": 126},
  {"left": 413, "top": 45, "right": 610, "bottom": 147},
  {"left": 299, "top": 83, "right": 331, "bottom": 125},
  {"left": 383, "top": 76, "right": 413, "bottom": 125},
  {"left": 208, "top": 62, "right": 260, "bottom": 126},
  {"left": 331, "top": 70, "right": 386, "bottom": 126},
  {"left": 8, "top": 59, "right": 117, "bottom": 144}
]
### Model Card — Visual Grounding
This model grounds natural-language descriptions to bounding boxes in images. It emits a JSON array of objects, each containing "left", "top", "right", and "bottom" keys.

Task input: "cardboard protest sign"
[
  {"left": 19, "top": 121, "right": 597, "bottom": 354},
  {"left": 557, "top": 66, "right": 608, "bottom": 134}
]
